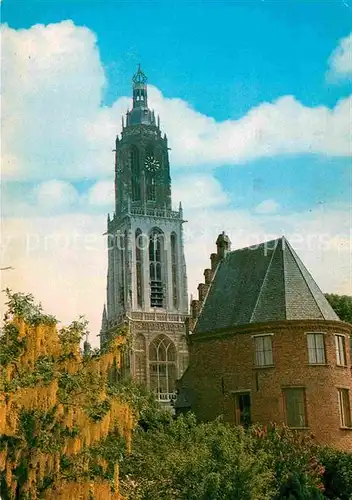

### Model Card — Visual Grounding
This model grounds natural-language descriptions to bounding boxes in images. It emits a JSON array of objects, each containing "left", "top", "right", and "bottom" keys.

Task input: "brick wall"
[{"left": 179, "top": 319, "right": 352, "bottom": 452}]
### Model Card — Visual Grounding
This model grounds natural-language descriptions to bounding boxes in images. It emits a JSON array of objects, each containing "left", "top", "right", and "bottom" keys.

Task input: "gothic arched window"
[
  {"left": 149, "top": 228, "right": 164, "bottom": 308},
  {"left": 119, "top": 232, "right": 126, "bottom": 307},
  {"left": 171, "top": 232, "right": 178, "bottom": 308},
  {"left": 149, "top": 335, "right": 176, "bottom": 399},
  {"left": 130, "top": 145, "right": 140, "bottom": 201},
  {"left": 135, "top": 229, "right": 143, "bottom": 307},
  {"left": 134, "top": 333, "right": 146, "bottom": 384}
]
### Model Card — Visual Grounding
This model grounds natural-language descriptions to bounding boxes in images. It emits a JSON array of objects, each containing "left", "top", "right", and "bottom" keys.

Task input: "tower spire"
[
  {"left": 125, "top": 65, "right": 154, "bottom": 126},
  {"left": 132, "top": 64, "right": 148, "bottom": 109}
]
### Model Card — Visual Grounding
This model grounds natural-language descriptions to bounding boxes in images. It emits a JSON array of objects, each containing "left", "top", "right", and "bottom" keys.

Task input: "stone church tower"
[{"left": 101, "top": 66, "right": 189, "bottom": 403}]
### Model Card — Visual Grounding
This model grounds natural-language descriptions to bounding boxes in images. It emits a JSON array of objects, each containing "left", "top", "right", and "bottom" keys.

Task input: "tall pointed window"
[
  {"left": 134, "top": 334, "right": 147, "bottom": 384},
  {"left": 119, "top": 233, "right": 125, "bottom": 307},
  {"left": 130, "top": 146, "right": 140, "bottom": 201},
  {"left": 135, "top": 229, "right": 143, "bottom": 307},
  {"left": 149, "top": 335, "right": 176, "bottom": 400},
  {"left": 171, "top": 233, "right": 178, "bottom": 308},
  {"left": 149, "top": 229, "right": 164, "bottom": 308}
]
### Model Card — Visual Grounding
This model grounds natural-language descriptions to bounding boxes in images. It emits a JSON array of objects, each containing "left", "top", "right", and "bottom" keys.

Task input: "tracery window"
[
  {"left": 149, "top": 335, "right": 176, "bottom": 399},
  {"left": 149, "top": 229, "right": 163, "bottom": 308},
  {"left": 134, "top": 334, "right": 147, "bottom": 384},
  {"left": 171, "top": 233, "right": 178, "bottom": 308},
  {"left": 135, "top": 229, "right": 143, "bottom": 307},
  {"left": 130, "top": 145, "right": 140, "bottom": 201}
]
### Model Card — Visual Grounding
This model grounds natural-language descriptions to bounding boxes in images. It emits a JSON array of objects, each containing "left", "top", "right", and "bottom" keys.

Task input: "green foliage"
[
  {"left": 2, "top": 289, "right": 351, "bottom": 499},
  {"left": 0, "top": 289, "right": 131, "bottom": 499},
  {"left": 59, "top": 315, "right": 89, "bottom": 355},
  {"left": 108, "top": 378, "right": 173, "bottom": 430},
  {"left": 119, "top": 410, "right": 351, "bottom": 500},
  {"left": 0, "top": 322, "right": 24, "bottom": 367},
  {"left": 318, "top": 446, "right": 352, "bottom": 499},
  {"left": 120, "top": 415, "right": 275, "bottom": 499},
  {"left": 4, "top": 288, "right": 57, "bottom": 325},
  {"left": 325, "top": 293, "right": 352, "bottom": 324},
  {"left": 277, "top": 472, "right": 324, "bottom": 499},
  {"left": 250, "top": 424, "right": 325, "bottom": 498},
  {"left": 85, "top": 399, "right": 111, "bottom": 422}
]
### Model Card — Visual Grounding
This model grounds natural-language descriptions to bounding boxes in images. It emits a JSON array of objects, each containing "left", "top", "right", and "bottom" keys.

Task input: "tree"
[
  {"left": 318, "top": 446, "right": 352, "bottom": 500},
  {"left": 250, "top": 424, "right": 325, "bottom": 499},
  {"left": 120, "top": 414, "right": 275, "bottom": 499},
  {"left": 0, "top": 290, "right": 133, "bottom": 500},
  {"left": 325, "top": 293, "right": 352, "bottom": 324},
  {"left": 119, "top": 416, "right": 330, "bottom": 500}
]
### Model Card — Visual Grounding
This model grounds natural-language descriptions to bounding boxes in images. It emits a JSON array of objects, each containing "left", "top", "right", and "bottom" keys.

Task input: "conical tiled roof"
[{"left": 195, "top": 237, "right": 339, "bottom": 334}]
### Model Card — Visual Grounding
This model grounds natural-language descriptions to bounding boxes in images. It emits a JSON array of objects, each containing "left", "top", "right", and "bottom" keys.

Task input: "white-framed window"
[
  {"left": 283, "top": 387, "right": 307, "bottom": 428},
  {"left": 306, "top": 333, "right": 326, "bottom": 364},
  {"left": 338, "top": 388, "right": 352, "bottom": 428},
  {"left": 335, "top": 335, "right": 347, "bottom": 366},
  {"left": 254, "top": 335, "right": 273, "bottom": 367}
]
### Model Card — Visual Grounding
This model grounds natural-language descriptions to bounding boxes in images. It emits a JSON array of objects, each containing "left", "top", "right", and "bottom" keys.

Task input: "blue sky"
[
  {"left": 1, "top": 0, "right": 351, "bottom": 338},
  {"left": 2, "top": 0, "right": 351, "bottom": 212},
  {"left": 3, "top": 0, "right": 351, "bottom": 113}
]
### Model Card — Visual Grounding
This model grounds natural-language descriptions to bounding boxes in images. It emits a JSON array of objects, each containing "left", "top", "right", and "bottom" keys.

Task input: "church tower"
[{"left": 101, "top": 66, "right": 189, "bottom": 404}]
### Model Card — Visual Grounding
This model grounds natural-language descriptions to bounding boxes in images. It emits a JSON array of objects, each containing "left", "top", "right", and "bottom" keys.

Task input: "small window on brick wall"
[
  {"left": 306, "top": 333, "right": 326, "bottom": 364},
  {"left": 338, "top": 388, "right": 351, "bottom": 428},
  {"left": 254, "top": 335, "right": 273, "bottom": 367},
  {"left": 335, "top": 335, "right": 347, "bottom": 366},
  {"left": 283, "top": 388, "right": 307, "bottom": 428}
]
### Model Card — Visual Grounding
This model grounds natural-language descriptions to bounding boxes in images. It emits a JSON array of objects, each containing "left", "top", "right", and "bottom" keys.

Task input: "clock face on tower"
[{"left": 145, "top": 155, "right": 160, "bottom": 173}]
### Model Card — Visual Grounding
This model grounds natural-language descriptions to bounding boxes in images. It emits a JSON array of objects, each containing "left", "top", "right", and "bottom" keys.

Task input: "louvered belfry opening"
[{"left": 149, "top": 229, "right": 164, "bottom": 308}]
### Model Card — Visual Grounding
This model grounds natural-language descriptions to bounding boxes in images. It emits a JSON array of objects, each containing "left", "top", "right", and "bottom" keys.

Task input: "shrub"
[
  {"left": 318, "top": 446, "right": 352, "bottom": 499},
  {"left": 120, "top": 415, "right": 276, "bottom": 499}
]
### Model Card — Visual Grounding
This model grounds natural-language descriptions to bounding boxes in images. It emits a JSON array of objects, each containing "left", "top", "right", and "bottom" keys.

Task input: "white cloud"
[
  {"left": 34, "top": 180, "right": 79, "bottom": 209},
  {"left": 1, "top": 21, "right": 351, "bottom": 184},
  {"left": 327, "top": 33, "right": 352, "bottom": 81},
  {"left": 1, "top": 21, "right": 119, "bottom": 180},
  {"left": 254, "top": 199, "right": 280, "bottom": 214},
  {"left": 148, "top": 88, "right": 351, "bottom": 167},
  {"left": 85, "top": 180, "right": 115, "bottom": 207},
  {"left": 172, "top": 174, "right": 229, "bottom": 209}
]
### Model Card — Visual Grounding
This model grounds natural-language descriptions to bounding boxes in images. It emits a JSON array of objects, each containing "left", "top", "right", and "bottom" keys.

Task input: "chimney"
[
  {"left": 216, "top": 231, "right": 231, "bottom": 259},
  {"left": 204, "top": 268, "right": 213, "bottom": 284},
  {"left": 210, "top": 253, "right": 218, "bottom": 271},
  {"left": 198, "top": 283, "right": 208, "bottom": 302},
  {"left": 191, "top": 299, "right": 201, "bottom": 320}
]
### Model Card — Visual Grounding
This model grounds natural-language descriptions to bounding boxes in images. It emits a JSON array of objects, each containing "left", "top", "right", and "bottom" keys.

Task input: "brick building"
[{"left": 176, "top": 233, "right": 352, "bottom": 451}]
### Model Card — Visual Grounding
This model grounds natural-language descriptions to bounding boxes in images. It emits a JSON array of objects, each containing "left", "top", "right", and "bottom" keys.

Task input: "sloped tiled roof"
[{"left": 195, "top": 237, "right": 339, "bottom": 334}]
